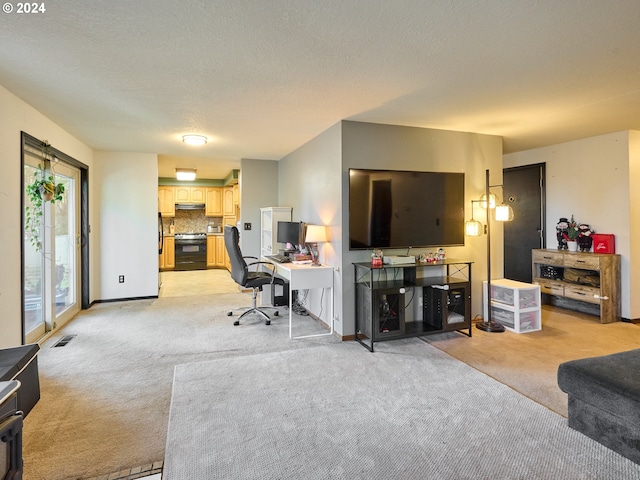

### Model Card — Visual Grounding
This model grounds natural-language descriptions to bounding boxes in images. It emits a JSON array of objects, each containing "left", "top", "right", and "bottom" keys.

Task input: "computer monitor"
[{"left": 277, "top": 221, "right": 301, "bottom": 248}]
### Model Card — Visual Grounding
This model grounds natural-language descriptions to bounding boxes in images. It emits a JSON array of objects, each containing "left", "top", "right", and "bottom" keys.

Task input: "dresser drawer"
[
  {"left": 535, "top": 279, "right": 564, "bottom": 296},
  {"left": 564, "top": 284, "right": 601, "bottom": 304},
  {"left": 532, "top": 250, "right": 564, "bottom": 266},
  {"left": 564, "top": 254, "right": 600, "bottom": 270}
]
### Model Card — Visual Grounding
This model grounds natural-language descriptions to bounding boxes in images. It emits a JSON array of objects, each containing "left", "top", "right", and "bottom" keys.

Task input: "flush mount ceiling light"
[
  {"left": 176, "top": 168, "right": 197, "bottom": 181},
  {"left": 182, "top": 134, "right": 207, "bottom": 146}
]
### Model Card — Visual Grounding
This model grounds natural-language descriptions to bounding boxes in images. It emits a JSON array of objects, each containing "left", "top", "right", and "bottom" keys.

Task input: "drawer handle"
[
  {"left": 576, "top": 260, "right": 586, "bottom": 264},
  {"left": 594, "top": 295, "right": 609, "bottom": 300}
]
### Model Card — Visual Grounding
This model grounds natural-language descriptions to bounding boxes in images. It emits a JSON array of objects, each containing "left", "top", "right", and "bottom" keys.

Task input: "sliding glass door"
[{"left": 23, "top": 156, "right": 80, "bottom": 343}]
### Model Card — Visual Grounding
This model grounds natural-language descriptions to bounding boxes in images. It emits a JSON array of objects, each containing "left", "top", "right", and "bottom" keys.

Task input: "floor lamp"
[{"left": 474, "top": 169, "right": 514, "bottom": 333}]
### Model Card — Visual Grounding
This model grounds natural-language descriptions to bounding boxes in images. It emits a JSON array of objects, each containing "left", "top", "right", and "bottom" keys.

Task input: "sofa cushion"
[
  {"left": 558, "top": 348, "right": 640, "bottom": 426},
  {"left": 0, "top": 344, "right": 40, "bottom": 381}
]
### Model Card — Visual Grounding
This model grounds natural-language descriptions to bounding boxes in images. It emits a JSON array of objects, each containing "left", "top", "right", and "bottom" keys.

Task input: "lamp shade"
[
  {"left": 480, "top": 193, "right": 497, "bottom": 209},
  {"left": 465, "top": 219, "right": 482, "bottom": 236},
  {"left": 495, "top": 204, "right": 514, "bottom": 222},
  {"left": 305, "top": 225, "right": 327, "bottom": 243}
]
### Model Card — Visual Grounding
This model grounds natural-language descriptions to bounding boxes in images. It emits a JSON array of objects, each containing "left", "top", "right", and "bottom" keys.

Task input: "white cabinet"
[
  {"left": 260, "top": 207, "right": 292, "bottom": 257},
  {"left": 483, "top": 279, "right": 541, "bottom": 333}
]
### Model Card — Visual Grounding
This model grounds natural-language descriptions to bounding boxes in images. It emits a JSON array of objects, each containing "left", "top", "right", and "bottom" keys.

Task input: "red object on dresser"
[{"left": 592, "top": 234, "right": 615, "bottom": 254}]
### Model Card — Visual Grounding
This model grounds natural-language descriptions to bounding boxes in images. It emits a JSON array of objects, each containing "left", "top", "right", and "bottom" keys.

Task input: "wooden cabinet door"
[
  {"left": 232, "top": 184, "right": 239, "bottom": 205},
  {"left": 175, "top": 186, "right": 191, "bottom": 203},
  {"left": 190, "top": 187, "right": 206, "bottom": 203},
  {"left": 205, "top": 188, "right": 224, "bottom": 216},
  {"left": 216, "top": 235, "right": 227, "bottom": 268},
  {"left": 158, "top": 186, "right": 175, "bottom": 217},
  {"left": 223, "top": 187, "right": 235, "bottom": 215},
  {"left": 206, "top": 236, "right": 216, "bottom": 267},
  {"left": 164, "top": 236, "right": 175, "bottom": 269}
]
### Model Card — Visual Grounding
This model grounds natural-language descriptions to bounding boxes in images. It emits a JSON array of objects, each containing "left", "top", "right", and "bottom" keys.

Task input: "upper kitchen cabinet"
[
  {"left": 205, "top": 187, "right": 224, "bottom": 216},
  {"left": 223, "top": 186, "right": 235, "bottom": 216},
  {"left": 175, "top": 186, "right": 206, "bottom": 204},
  {"left": 158, "top": 186, "right": 175, "bottom": 217}
]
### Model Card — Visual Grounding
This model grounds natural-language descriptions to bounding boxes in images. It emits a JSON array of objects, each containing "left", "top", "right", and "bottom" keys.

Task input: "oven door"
[{"left": 174, "top": 240, "right": 207, "bottom": 271}]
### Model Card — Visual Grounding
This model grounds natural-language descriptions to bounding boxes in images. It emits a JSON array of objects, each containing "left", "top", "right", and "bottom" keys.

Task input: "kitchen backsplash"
[{"left": 163, "top": 210, "right": 222, "bottom": 233}]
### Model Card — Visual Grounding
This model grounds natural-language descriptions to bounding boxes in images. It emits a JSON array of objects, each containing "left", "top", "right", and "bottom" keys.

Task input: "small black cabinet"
[{"left": 354, "top": 260, "right": 472, "bottom": 352}]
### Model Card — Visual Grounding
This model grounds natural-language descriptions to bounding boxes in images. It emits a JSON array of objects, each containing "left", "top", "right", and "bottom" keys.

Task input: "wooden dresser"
[{"left": 531, "top": 249, "right": 621, "bottom": 323}]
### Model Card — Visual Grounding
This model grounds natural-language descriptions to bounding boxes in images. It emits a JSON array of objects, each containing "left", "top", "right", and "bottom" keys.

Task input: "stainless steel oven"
[{"left": 174, "top": 233, "right": 207, "bottom": 271}]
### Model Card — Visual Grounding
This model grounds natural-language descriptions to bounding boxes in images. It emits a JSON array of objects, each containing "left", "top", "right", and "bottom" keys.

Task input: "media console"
[{"left": 354, "top": 259, "right": 472, "bottom": 352}]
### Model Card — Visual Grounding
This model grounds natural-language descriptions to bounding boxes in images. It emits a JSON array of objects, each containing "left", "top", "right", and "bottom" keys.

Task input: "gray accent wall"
[{"left": 278, "top": 120, "right": 503, "bottom": 337}]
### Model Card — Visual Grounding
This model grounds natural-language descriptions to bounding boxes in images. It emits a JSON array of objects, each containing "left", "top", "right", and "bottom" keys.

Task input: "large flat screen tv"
[{"left": 349, "top": 168, "right": 465, "bottom": 250}]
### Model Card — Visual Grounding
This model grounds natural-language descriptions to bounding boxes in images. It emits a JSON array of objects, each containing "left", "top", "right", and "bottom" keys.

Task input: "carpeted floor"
[
  {"left": 164, "top": 340, "right": 640, "bottom": 479},
  {"left": 21, "top": 283, "right": 640, "bottom": 480}
]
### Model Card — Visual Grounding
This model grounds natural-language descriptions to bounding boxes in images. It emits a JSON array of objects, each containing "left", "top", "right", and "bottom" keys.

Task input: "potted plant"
[
  {"left": 563, "top": 215, "right": 580, "bottom": 251},
  {"left": 25, "top": 141, "right": 65, "bottom": 252}
]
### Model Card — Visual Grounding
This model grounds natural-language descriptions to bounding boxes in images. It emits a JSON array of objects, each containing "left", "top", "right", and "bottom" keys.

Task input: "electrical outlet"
[
  {"left": 244, "top": 223, "right": 252, "bottom": 230},
  {"left": 119, "top": 275, "right": 125, "bottom": 283}
]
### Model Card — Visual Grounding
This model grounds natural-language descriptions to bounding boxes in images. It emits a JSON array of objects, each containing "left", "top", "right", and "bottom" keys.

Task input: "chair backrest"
[{"left": 224, "top": 226, "right": 249, "bottom": 287}]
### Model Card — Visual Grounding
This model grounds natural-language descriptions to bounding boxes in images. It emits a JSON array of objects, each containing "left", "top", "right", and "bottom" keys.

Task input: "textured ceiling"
[{"left": 2, "top": 1, "right": 640, "bottom": 178}]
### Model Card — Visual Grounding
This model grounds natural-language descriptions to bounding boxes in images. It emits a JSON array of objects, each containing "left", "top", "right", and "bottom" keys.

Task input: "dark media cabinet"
[{"left": 354, "top": 260, "right": 472, "bottom": 352}]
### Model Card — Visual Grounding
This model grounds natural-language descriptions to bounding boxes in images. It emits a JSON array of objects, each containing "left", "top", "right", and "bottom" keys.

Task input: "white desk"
[{"left": 264, "top": 260, "right": 334, "bottom": 339}]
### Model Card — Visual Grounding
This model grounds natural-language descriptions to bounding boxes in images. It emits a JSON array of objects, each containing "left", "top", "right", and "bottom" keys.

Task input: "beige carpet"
[
  {"left": 425, "top": 305, "right": 640, "bottom": 417},
  {"left": 21, "top": 279, "right": 640, "bottom": 479}
]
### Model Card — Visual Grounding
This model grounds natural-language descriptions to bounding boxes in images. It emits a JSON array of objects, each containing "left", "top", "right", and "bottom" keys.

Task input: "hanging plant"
[{"left": 25, "top": 140, "right": 65, "bottom": 252}]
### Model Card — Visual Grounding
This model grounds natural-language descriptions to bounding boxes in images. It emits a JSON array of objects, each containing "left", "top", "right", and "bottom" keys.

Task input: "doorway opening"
[{"left": 21, "top": 132, "right": 90, "bottom": 344}]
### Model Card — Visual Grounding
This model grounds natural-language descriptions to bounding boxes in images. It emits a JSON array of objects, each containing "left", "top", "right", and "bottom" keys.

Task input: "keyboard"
[{"left": 267, "top": 254, "right": 291, "bottom": 263}]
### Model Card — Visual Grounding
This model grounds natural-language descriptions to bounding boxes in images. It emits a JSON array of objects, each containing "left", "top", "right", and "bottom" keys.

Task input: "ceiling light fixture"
[
  {"left": 182, "top": 134, "right": 207, "bottom": 146},
  {"left": 176, "top": 168, "right": 197, "bottom": 181}
]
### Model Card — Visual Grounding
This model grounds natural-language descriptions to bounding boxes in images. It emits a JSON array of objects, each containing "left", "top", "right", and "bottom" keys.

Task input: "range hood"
[{"left": 175, "top": 203, "right": 205, "bottom": 210}]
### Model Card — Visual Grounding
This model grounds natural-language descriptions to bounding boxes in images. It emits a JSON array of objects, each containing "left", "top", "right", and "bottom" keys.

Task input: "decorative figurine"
[
  {"left": 556, "top": 217, "right": 569, "bottom": 250},
  {"left": 577, "top": 224, "right": 594, "bottom": 252}
]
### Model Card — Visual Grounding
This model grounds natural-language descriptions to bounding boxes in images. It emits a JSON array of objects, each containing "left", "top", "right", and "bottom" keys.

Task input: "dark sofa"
[
  {"left": 558, "top": 348, "right": 640, "bottom": 464},
  {"left": 0, "top": 344, "right": 40, "bottom": 418}
]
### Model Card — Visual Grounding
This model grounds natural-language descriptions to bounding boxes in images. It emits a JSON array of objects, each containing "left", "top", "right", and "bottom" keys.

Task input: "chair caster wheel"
[
  {"left": 274, "top": 311, "right": 279, "bottom": 316},
  {"left": 266, "top": 320, "right": 271, "bottom": 326},
  {"left": 227, "top": 311, "right": 233, "bottom": 316},
  {"left": 233, "top": 320, "right": 240, "bottom": 326}
]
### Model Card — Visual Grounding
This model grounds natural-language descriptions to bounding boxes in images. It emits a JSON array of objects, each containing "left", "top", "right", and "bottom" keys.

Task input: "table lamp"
[{"left": 305, "top": 225, "right": 328, "bottom": 265}]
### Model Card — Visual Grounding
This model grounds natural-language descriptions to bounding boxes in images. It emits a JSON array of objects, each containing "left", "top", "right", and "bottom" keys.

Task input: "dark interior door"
[{"left": 503, "top": 164, "right": 545, "bottom": 282}]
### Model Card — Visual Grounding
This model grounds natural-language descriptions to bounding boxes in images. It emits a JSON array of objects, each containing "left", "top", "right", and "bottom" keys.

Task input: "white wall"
[
  {"left": 278, "top": 121, "right": 503, "bottom": 337},
  {"left": 629, "top": 131, "right": 640, "bottom": 319},
  {"left": 504, "top": 131, "right": 635, "bottom": 319},
  {"left": 0, "top": 84, "right": 94, "bottom": 348},
  {"left": 93, "top": 152, "right": 159, "bottom": 300}
]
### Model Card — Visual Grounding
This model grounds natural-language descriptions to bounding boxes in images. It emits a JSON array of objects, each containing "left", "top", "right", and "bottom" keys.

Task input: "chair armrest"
[{"left": 246, "top": 260, "right": 277, "bottom": 277}]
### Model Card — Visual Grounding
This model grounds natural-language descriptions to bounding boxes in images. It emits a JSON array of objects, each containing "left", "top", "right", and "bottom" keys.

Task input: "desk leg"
[{"left": 288, "top": 283, "right": 294, "bottom": 339}]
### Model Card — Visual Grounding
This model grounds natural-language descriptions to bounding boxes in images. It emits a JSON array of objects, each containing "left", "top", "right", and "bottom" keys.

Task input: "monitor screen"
[{"left": 277, "top": 221, "right": 301, "bottom": 247}]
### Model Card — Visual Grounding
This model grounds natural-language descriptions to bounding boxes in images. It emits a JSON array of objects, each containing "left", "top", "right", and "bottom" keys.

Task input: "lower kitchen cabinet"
[
  {"left": 160, "top": 236, "right": 175, "bottom": 270},
  {"left": 205, "top": 235, "right": 229, "bottom": 269}
]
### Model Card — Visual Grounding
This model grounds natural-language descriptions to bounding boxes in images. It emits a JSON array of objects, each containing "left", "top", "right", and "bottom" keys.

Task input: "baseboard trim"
[{"left": 93, "top": 295, "right": 158, "bottom": 304}]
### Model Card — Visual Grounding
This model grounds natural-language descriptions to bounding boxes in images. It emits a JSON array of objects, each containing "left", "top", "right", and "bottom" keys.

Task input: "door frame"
[{"left": 20, "top": 132, "right": 90, "bottom": 344}]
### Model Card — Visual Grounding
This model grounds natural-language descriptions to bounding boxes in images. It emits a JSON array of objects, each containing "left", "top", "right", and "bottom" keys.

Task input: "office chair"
[{"left": 224, "top": 225, "right": 284, "bottom": 326}]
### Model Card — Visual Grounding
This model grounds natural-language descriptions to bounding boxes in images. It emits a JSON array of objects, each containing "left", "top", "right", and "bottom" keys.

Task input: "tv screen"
[
  {"left": 349, "top": 168, "right": 465, "bottom": 250},
  {"left": 277, "top": 221, "right": 301, "bottom": 247}
]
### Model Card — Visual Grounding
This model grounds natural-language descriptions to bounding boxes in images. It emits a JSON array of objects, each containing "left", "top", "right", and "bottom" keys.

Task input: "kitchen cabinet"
[
  {"left": 205, "top": 235, "right": 228, "bottom": 269},
  {"left": 158, "top": 186, "right": 175, "bottom": 217},
  {"left": 223, "top": 187, "right": 235, "bottom": 216},
  {"left": 160, "top": 236, "right": 175, "bottom": 270},
  {"left": 232, "top": 184, "right": 239, "bottom": 205},
  {"left": 206, "top": 236, "right": 217, "bottom": 267},
  {"left": 175, "top": 186, "right": 206, "bottom": 204},
  {"left": 217, "top": 235, "right": 229, "bottom": 269},
  {"left": 205, "top": 187, "right": 224, "bottom": 216}
]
